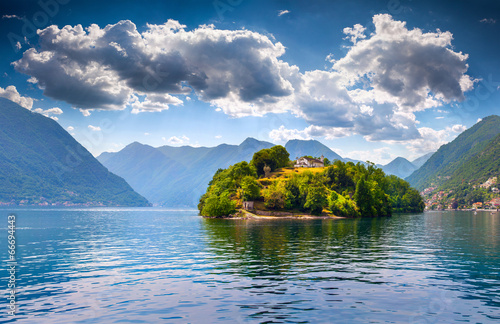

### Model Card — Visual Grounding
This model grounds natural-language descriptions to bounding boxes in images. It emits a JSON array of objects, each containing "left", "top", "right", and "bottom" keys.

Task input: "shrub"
[{"left": 201, "top": 192, "right": 236, "bottom": 217}]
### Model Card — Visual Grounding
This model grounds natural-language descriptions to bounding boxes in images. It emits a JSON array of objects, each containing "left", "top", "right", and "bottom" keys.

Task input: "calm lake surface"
[{"left": 0, "top": 208, "right": 499, "bottom": 323}]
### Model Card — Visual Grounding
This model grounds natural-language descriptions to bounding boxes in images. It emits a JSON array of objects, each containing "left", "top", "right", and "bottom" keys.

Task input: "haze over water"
[{"left": 1, "top": 208, "right": 499, "bottom": 323}]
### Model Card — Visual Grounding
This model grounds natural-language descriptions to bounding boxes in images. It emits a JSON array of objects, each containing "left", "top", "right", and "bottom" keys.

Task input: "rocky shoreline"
[{"left": 202, "top": 209, "right": 346, "bottom": 219}]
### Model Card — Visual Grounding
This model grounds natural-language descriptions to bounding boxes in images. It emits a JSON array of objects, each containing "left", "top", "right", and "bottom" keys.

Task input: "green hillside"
[
  {"left": 442, "top": 133, "right": 500, "bottom": 189},
  {"left": 406, "top": 115, "right": 500, "bottom": 190},
  {"left": 0, "top": 98, "right": 149, "bottom": 206}
]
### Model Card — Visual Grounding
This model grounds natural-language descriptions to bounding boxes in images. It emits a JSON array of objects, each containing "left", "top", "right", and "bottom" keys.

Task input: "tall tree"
[
  {"left": 269, "top": 145, "right": 290, "bottom": 169},
  {"left": 304, "top": 185, "right": 328, "bottom": 215},
  {"left": 263, "top": 180, "right": 287, "bottom": 209},
  {"left": 251, "top": 149, "right": 276, "bottom": 176},
  {"left": 353, "top": 175, "right": 374, "bottom": 216},
  {"left": 228, "top": 161, "right": 257, "bottom": 184},
  {"left": 241, "top": 176, "right": 261, "bottom": 201}
]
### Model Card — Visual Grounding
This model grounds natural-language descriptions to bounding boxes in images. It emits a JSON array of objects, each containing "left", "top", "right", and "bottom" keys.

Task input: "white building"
[{"left": 294, "top": 155, "right": 325, "bottom": 168}]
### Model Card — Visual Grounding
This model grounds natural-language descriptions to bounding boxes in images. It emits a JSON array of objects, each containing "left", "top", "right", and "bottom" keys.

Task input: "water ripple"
[{"left": 0, "top": 209, "right": 498, "bottom": 323}]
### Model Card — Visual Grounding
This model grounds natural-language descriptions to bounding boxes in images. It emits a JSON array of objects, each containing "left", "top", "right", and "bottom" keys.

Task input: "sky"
[{"left": 1, "top": 0, "right": 499, "bottom": 164}]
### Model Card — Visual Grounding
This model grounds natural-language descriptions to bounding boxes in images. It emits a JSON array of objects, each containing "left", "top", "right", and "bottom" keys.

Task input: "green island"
[{"left": 198, "top": 146, "right": 425, "bottom": 218}]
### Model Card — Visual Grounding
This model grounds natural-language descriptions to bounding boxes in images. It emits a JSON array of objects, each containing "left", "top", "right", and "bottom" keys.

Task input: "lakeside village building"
[{"left": 294, "top": 155, "right": 325, "bottom": 168}]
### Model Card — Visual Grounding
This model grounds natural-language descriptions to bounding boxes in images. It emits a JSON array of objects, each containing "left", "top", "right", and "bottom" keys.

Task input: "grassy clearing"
[
  {"left": 267, "top": 167, "right": 326, "bottom": 179},
  {"left": 256, "top": 166, "right": 328, "bottom": 187}
]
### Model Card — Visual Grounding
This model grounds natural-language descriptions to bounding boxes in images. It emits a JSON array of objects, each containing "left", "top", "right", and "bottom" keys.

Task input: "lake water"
[{"left": 0, "top": 208, "right": 499, "bottom": 323}]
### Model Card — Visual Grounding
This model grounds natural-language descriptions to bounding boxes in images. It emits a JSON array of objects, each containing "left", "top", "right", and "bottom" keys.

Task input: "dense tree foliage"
[
  {"left": 199, "top": 147, "right": 425, "bottom": 217},
  {"left": 303, "top": 185, "right": 328, "bottom": 215},
  {"left": 201, "top": 192, "right": 236, "bottom": 218},
  {"left": 269, "top": 145, "right": 290, "bottom": 169},
  {"left": 324, "top": 160, "right": 356, "bottom": 193},
  {"left": 385, "top": 175, "right": 425, "bottom": 213},
  {"left": 262, "top": 180, "right": 287, "bottom": 210},
  {"left": 228, "top": 161, "right": 257, "bottom": 183},
  {"left": 251, "top": 146, "right": 290, "bottom": 176},
  {"left": 329, "top": 191, "right": 359, "bottom": 217},
  {"left": 241, "top": 176, "right": 261, "bottom": 201}
]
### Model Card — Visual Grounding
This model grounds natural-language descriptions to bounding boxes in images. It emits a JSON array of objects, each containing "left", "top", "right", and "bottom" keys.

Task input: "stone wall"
[{"left": 254, "top": 210, "right": 296, "bottom": 216}]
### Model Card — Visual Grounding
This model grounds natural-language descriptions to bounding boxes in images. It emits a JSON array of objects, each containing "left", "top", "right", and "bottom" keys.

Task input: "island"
[{"left": 198, "top": 146, "right": 425, "bottom": 218}]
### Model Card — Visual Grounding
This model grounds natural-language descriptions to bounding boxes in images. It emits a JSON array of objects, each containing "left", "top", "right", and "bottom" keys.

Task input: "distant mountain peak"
[
  {"left": 287, "top": 139, "right": 319, "bottom": 144},
  {"left": 241, "top": 137, "right": 259, "bottom": 144},
  {"left": 126, "top": 141, "right": 148, "bottom": 148},
  {"left": 392, "top": 157, "right": 410, "bottom": 163},
  {"left": 285, "top": 138, "right": 342, "bottom": 161},
  {"left": 240, "top": 137, "right": 272, "bottom": 146},
  {"left": 120, "top": 141, "right": 157, "bottom": 153},
  {"left": 381, "top": 157, "right": 417, "bottom": 179},
  {"left": 239, "top": 137, "right": 274, "bottom": 150}
]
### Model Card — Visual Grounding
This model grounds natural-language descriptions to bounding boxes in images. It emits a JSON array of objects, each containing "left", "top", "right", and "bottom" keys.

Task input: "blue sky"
[{"left": 1, "top": 0, "right": 499, "bottom": 163}]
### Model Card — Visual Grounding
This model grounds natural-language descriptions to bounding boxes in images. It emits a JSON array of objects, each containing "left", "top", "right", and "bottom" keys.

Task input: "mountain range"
[
  {"left": 98, "top": 137, "right": 433, "bottom": 206},
  {"left": 98, "top": 138, "right": 275, "bottom": 206},
  {"left": 5, "top": 95, "right": 498, "bottom": 208},
  {"left": 285, "top": 139, "right": 343, "bottom": 161},
  {"left": 0, "top": 98, "right": 149, "bottom": 206}
]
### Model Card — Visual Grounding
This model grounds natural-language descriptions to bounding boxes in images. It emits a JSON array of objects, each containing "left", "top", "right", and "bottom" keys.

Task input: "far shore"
[{"left": 427, "top": 208, "right": 499, "bottom": 212}]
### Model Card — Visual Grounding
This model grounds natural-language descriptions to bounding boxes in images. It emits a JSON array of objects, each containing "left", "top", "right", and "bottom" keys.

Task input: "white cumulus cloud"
[
  {"left": 269, "top": 125, "right": 351, "bottom": 143},
  {"left": 14, "top": 20, "right": 292, "bottom": 114},
  {"left": 405, "top": 124, "right": 466, "bottom": 156},
  {"left": 335, "top": 14, "right": 472, "bottom": 110},
  {"left": 168, "top": 135, "right": 190, "bottom": 145},
  {"left": 88, "top": 125, "right": 101, "bottom": 131},
  {"left": 12, "top": 15, "right": 474, "bottom": 144},
  {"left": 343, "top": 24, "right": 366, "bottom": 44},
  {"left": 0, "top": 85, "right": 34, "bottom": 109},
  {"left": 2, "top": 14, "right": 22, "bottom": 20},
  {"left": 130, "top": 93, "right": 183, "bottom": 113},
  {"left": 480, "top": 18, "right": 496, "bottom": 24},
  {"left": 33, "top": 107, "right": 63, "bottom": 121},
  {"left": 33, "top": 107, "right": 63, "bottom": 115},
  {"left": 80, "top": 109, "right": 91, "bottom": 117}
]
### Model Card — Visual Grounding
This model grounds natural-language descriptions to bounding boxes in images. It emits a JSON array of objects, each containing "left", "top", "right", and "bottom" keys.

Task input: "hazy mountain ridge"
[
  {"left": 381, "top": 157, "right": 418, "bottom": 179},
  {"left": 98, "top": 138, "right": 276, "bottom": 206},
  {"left": 285, "top": 139, "right": 343, "bottom": 161},
  {"left": 411, "top": 152, "right": 434, "bottom": 168},
  {"left": 0, "top": 98, "right": 149, "bottom": 206}
]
